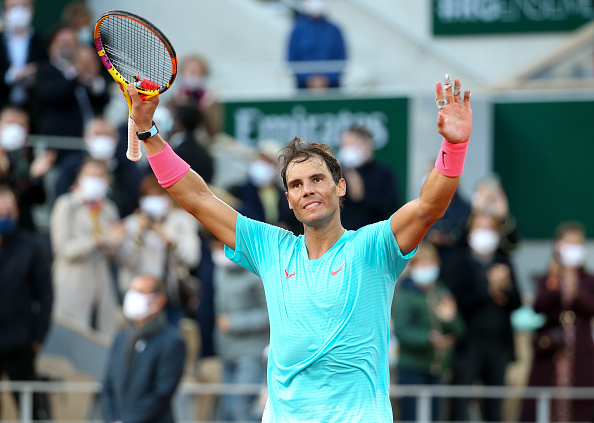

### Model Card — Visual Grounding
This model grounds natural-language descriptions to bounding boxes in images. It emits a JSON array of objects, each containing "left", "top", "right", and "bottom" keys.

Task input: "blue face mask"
[{"left": 0, "top": 217, "right": 17, "bottom": 236}]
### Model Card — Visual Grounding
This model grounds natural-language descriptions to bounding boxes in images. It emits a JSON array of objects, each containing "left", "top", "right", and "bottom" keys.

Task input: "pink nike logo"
[
  {"left": 331, "top": 263, "right": 345, "bottom": 276},
  {"left": 285, "top": 269, "right": 295, "bottom": 279}
]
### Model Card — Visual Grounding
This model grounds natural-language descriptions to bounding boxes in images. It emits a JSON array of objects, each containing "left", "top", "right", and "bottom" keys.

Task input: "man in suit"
[
  {"left": 102, "top": 274, "right": 186, "bottom": 423},
  {"left": 0, "top": 185, "right": 53, "bottom": 420}
]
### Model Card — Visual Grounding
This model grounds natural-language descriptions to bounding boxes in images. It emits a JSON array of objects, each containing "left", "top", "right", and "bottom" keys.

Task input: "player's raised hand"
[
  {"left": 127, "top": 83, "right": 160, "bottom": 132},
  {"left": 435, "top": 74, "right": 472, "bottom": 144}
]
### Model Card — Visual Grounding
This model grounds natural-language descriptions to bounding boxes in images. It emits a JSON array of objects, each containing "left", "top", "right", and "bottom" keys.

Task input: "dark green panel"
[
  {"left": 494, "top": 101, "right": 594, "bottom": 239},
  {"left": 433, "top": 0, "right": 593, "bottom": 35},
  {"left": 33, "top": 0, "right": 73, "bottom": 36},
  {"left": 223, "top": 96, "right": 408, "bottom": 199}
]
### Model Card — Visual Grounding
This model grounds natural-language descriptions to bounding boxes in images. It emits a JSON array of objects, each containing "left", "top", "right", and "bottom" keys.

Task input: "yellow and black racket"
[{"left": 94, "top": 10, "right": 177, "bottom": 161}]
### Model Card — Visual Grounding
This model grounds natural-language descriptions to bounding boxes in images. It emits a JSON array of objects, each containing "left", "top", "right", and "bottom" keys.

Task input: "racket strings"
[{"left": 100, "top": 15, "right": 173, "bottom": 89}]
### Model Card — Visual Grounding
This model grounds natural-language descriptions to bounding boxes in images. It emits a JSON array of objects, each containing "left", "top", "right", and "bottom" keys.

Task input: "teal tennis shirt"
[{"left": 225, "top": 214, "right": 415, "bottom": 422}]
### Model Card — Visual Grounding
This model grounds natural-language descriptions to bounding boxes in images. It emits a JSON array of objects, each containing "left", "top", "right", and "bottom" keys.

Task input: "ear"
[
  {"left": 285, "top": 191, "right": 293, "bottom": 210},
  {"left": 337, "top": 178, "right": 346, "bottom": 198}
]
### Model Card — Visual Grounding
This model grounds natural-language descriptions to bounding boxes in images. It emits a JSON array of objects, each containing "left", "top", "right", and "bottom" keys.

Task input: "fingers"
[
  {"left": 435, "top": 82, "right": 447, "bottom": 110},
  {"left": 463, "top": 89, "right": 471, "bottom": 107},
  {"left": 127, "top": 83, "right": 141, "bottom": 106},
  {"left": 443, "top": 74, "right": 454, "bottom": 104},
  {"left": 453, "top": 78, "right": 462, "bottom": 104}
]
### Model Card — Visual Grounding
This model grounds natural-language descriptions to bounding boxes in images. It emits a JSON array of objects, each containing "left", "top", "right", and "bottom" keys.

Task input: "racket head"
[{"left": 94, "top": 10, "right": 177, "bottom": 101}]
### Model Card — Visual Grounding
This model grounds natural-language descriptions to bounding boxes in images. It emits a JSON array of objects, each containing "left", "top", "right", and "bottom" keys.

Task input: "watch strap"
[{"left": 136, "top": 121, "right": 159, "bottom": 141}]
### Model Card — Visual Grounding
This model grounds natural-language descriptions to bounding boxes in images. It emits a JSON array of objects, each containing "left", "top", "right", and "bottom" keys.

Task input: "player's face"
[{"left": 285, "top": 156, "right": 345, "bottom": 227}]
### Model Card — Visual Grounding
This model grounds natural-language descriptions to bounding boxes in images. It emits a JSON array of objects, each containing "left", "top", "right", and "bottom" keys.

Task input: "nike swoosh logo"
[
  {"left": 442, "top": 150, "right": 447, "bottom": 167},
  {"left": 285, "top": 269, "right": 295, "bottom": 279},
  {"left": 331, "top": 263, "right": 345, "bottom": 276}
]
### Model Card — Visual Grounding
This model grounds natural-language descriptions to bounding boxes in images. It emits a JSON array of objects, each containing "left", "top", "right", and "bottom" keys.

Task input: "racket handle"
[{"left": 126, "top": 115, "right": 142, "bottom": 161}]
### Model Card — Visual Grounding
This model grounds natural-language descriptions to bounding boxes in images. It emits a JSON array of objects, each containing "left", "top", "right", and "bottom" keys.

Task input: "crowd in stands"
[{"left": 0, "top": 0, "right": 593, "bottom": 422}]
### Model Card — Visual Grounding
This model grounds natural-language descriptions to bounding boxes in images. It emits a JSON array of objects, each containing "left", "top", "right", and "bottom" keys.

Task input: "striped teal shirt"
[{"left": 225, "top": 214, "right": 415, "bottom": 422}]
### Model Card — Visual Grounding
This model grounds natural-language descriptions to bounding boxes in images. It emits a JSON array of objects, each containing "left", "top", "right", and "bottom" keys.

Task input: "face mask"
[
  {"left": 181, "top": 74, "right": 205, "bottom": 90},
  {"left": 123, "top": 289, "right": 156, "bottom": 321},
  {"left": 558, "top": 242, "right": 586, "bottom": 268},
  {"left": 0, "top": 216, "right": 17, "bottom": 236},
  {"left": 153, "top": 107, "right": 174, "bottom": 136},
  {"left": 410, "top": 265, "right": 440, "bottom": 286},
  {"left": 78, "top": 176, "right": 108, "bottom": 202},
  {"left": 249, "top": 160, "right": 277, "bottom": 187},
  {"left": 5, "top": 6, "right": 32, "bottom": 32},
  {"left": 140, "top": 195, "right": 170, "bottom": 220},
  {"left": 211, "top": 249, "right": 236, "bottom": 268},
  {"left": 57, "top": 47, "right": 77, "bottom": 63},
  {"left": 77, "top": 27, "right": 93, "bottom": 45},
  {"left": 302, "top": 0, "right": 328, "bottom": 17},
  {"left": 338, "top": 145, "right": 369, "bottom": 169},
  {"left": 86, "top": 135, "right": 117, "bottom": 161},
  {"left": 0, "top": 123, "right": 27, "bottom": 151},
  {"left": 468, "top": 229, "right": 499, "bottom": 256}
]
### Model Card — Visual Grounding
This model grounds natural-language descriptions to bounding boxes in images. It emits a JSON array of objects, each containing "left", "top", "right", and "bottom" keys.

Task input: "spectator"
[
  {"left": 392, "top": 242, "right": 464, "bottom": 422},
  {"left": 211, "top": 238, "right": 269, "bottom": 421},
  {"left": 521, "top": 221, "right": 594, "bottom": 422},
  {"left": 60, "top": 1, "right": 93, "bottom": 46},
  {"left": 169, "top": 105, "right": 215, "bottom": 184},
  {"left": 0, "top": 105, "right": 55, "bottom": 231},
  {"left": 102, "top": 274, "right": 186, "bottom": 423},
  {"left": 287, "top": 0, "right": 347, "bottom": 90},
  {"left": 229, "top": 139, "right": 301, "bottom": 235},
  {"left": 443, "top": 212, "right": 522, "bottom": 422},
  {"left": 471, "top": 174, "right": 519, "bottom": 253},
  {"left": 54, "top": 117, "right": 143, "bottom": 217},
  {"left": 118, "top": 174, "right": 201, "bottom": 325},
  {"left": 170, "top": 55, "right": 224, "bottom": 139},
  {"left": 337, "top": 126, "right": 399, "bottom": 230},
  {"left": 32, "top": 25, "right": 110, "bottom": 161},
  {"left": 50, "top": 158, "right": 124, "bottom": 337},
  {"left": 0, "top": 185, "right": 53, "bottom": 420},
  {"left": 0, "top": 0, "right": 46, "bottom": 116}
]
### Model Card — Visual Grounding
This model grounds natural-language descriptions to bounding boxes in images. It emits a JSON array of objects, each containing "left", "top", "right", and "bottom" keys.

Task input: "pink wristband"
[
  {"left": 147, "top": 142, "right": 191, "bottom": 188},
  {"left": 434, "top": 138, "right": 469, "bottom": 177}
]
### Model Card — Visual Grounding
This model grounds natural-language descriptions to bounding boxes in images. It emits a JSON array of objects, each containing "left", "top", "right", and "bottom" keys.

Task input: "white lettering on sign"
[
  {"left": 437, "top": 0, "right": 593, "bottom": 23},
  {"left": 234, "top": 106, "right": 390, "bottom": 149}
]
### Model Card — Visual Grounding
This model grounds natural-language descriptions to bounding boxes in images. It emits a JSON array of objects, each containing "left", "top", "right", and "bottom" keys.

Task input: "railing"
[{"left": 2, "top": 380, "right": 594, "bottom": 423}]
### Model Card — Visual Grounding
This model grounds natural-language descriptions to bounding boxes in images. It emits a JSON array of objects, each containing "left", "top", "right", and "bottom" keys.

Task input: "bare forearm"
[{"left": 417, "top": 169, "right": 459, "bottom": 223}]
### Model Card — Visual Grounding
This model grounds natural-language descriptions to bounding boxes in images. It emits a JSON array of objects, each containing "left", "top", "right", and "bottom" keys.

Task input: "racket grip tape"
[{"left": 126, "top": 115, "right": 142, "bottom": 161}]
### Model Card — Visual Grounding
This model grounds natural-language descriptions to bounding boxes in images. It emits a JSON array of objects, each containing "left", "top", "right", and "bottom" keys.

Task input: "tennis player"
[{"left": 127, "top": 75, "right": 472, "bottom": 423}]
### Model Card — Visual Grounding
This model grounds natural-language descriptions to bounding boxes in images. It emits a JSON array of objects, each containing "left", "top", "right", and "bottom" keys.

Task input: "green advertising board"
[
  {"left": 493, "top": 99, "right": 594, "bottom": 239},
  {"left": 433, "top": 0, "right": 594, "bottom": 35},
  {"left": 223, "top": 96, "right": 408, "bottom": 198}
]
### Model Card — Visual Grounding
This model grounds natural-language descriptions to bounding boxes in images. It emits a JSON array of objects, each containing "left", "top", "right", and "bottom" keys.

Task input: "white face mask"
[
  {"left": 78, "top": 176, "right": 108, "bottom": 202},
  {"left": 338, "top": 145, "right": 369, "bottom": 169},
  {"left": 123, "top": 289, "right": 156, "bottom": 321},
  {"left": 140, "top": 195, "right": 170, "bottom": 220},
  {"left": 410, "top": 265, "right": 440, "bottom": 286},
  {"left": 86, "top": 135, "right": 117, "bottom": 161},
  {"left": 249, "top": 160, "right": 277, "bottom": 187},
  {"left": 558, "top": 242, "right": 586, "bottom": 268},
  {"left": 302, "top": 0, "right": 328, "bottom": 17},
  {"left": 181, "top": 74, "right": 205, "bottom": 90},
  {"left": 5, "top": 5, "right": 32, "bottom": 32},
  {"left": 468, "top": 229, "right": 499, "bottom": 256},
  {"left": 0, "top": 123, "right": 27, "bottom": 151},
  {"left": 211, "top": 249, "right": 236, "bottom": 268},
  {"left": 77, "top": 27, "right": 93, "bottom": 45}
]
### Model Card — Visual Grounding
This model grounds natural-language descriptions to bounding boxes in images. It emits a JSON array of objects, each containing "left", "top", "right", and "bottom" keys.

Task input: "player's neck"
[{"left": 303, "top": 218, "right": 345, "bottom": 260}]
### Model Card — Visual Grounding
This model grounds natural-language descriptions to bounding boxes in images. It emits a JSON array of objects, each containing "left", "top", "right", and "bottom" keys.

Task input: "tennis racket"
[{"left": 94, "top": 10, "right": 177, "bottom": 161}]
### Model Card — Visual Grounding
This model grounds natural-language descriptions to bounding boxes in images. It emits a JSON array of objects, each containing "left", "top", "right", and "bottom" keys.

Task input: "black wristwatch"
[{"left": 136, "top": 121, "right": 159, "bottom": 141}]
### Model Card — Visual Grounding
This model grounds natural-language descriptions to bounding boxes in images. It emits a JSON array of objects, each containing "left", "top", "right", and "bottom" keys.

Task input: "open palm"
[{"left": 436, "top": 76, "right": 472, "bottom": 144}]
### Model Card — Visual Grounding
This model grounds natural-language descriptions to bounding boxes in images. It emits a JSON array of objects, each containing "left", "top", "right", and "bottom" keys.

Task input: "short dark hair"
[
  {"left": 279, "top": 136, "right": 342, "bottom": 190},
  {"left": 554, "top": 221, "right": 586, "bottom": 241}
]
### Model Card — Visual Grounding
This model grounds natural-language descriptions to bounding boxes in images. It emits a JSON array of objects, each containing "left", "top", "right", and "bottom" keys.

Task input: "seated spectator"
[
  {"left": 392, "top": 242, "right": 464, "bottom": 422},
  {"left": 287, "top": 0, "right": 347, "bottom": 90},
  {"left": 170, "top": 55, "right": 224, "bottom": 139},
  {"left": 32, "top": 25, "right": 110, "bottom": 161},
  {"left": 0, "top": 0, "right": 47, "bottom": 116},
  {"left": 229, "top": 139, "right": 301, "bottom": 235},
  {"left": 0, "top": 185, "right": 53, "bottom": 420},
  {"left": 50, "top": 158, "right": 124, "bottom": 337},
  {"left": 443, "top": 212, "right": 522, "bottom": 422},
  {"left": 211, "top": 238, "right": 269, "bottom": 422},
  {"left": 118, "top": 174, "right": 201, "bottom": 326},
  {"left": 102, "top": 274, "right": 186, "bottom": 423},
  {"left": 54, "top": 117, "right": 143, "bottom": 217},
  {"left": 521, "top": 221, "right": 594, "bottom": 422},
  {"left": 0, "top": 105, "right": 55, "bottom": 231},
  {"left": 337, "top": 126, "right": 399, "bottom": 230}
]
